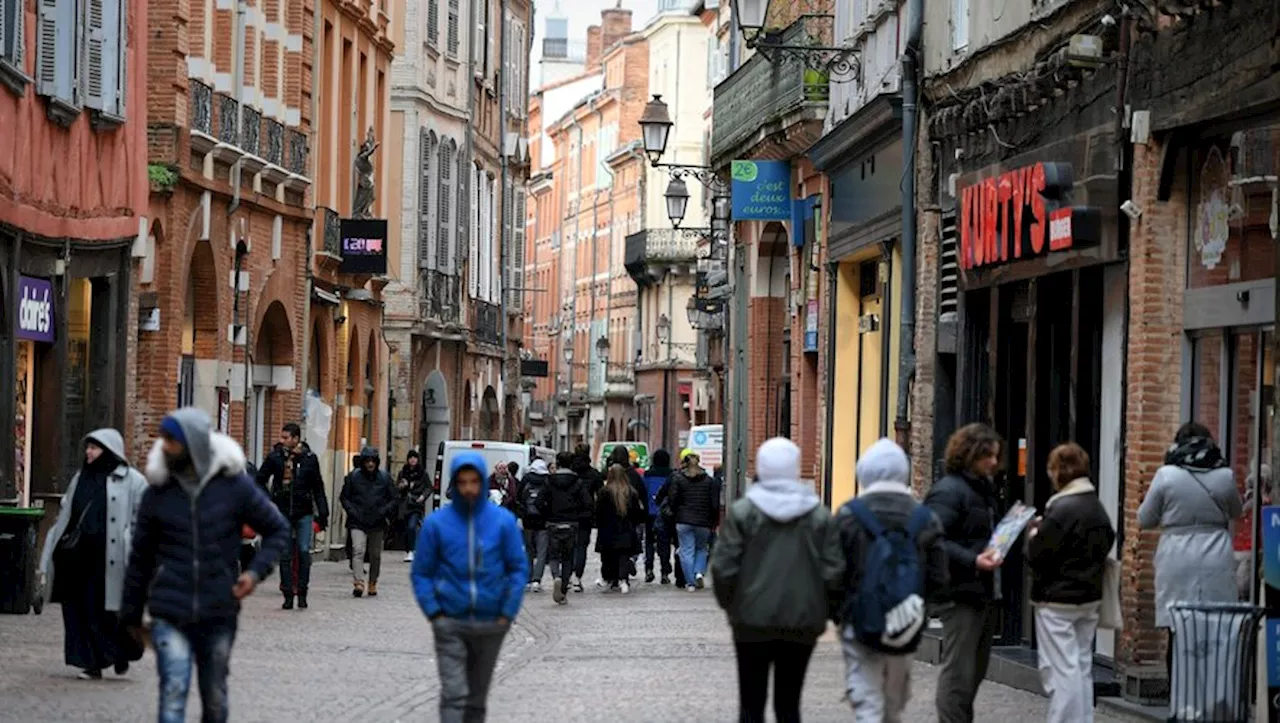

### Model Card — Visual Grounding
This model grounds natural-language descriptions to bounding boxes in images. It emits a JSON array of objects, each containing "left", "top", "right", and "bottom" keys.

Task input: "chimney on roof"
[
  {"left": 585, "top": 25, "right": 603, "bottom": 71},
  {"left": 600, "top": 7, "right": 633, "bottom": 54}
]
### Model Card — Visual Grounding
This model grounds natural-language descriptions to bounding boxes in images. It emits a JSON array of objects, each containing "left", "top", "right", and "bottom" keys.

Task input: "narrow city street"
[{"left": 0, "top": 557, "right": 1132, "bottom": 722}]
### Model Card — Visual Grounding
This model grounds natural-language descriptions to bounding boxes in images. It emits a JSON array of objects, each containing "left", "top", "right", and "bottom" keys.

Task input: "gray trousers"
[
  {"left": 432, "top": 617, "right": 508, "bottom": 723},
  {"left": 936, "top": 601, "right": 1000, "bottom": 723},
  {"left": 349, "top": 528, "right": 384, "bottom": 585},
  {"left": 842, "top": 634, "right": 912, "bottom": 723},
  {"left": 524, "top": 528, "right": 548, "bottom": 583}
]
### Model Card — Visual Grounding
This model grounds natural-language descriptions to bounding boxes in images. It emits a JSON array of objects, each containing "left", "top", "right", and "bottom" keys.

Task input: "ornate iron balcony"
[
  {"left": 287, "top": 129, "right": 309, "bottom": 176},
  {"left": 190, "top": 81, "right": 212, "bottom": 135},
  {"left": 217, "top": 95, "right": 239, "bottom": 144},
  {"left": 320, "top": 207, "right": 341, "bottom": 256},
  {"left": 475, "top": 300, "right": 502, "bottom": 346},
  {"left": 265, "top": 119, "right": 284, "bottom": 166},
  {"left": 427, "top": 270, "right": 461, "bottom": 323},
  {"left": 241, "top": 107, "right": 261, "bottom": 157}
]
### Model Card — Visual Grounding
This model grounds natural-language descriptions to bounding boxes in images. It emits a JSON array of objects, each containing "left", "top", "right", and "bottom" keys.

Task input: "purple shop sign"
[{"left": 16, "top": 275, "right": 55, "bottom": 343}]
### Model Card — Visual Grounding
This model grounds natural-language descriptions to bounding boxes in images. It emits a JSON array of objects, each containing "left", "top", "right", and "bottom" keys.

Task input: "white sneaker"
[
  {"left": 595, "top": 577, "right": 608, "bottom": 589},
  {"left": 620, "top": 581, "right": 630, "bottom": 594},
  {"left": 571, "top": 576, "right": 584, "bottom": 593},
  {"left": 686, "top": 584, "right": 696, "bottom": 592},
  {"left": 695, "top": 573, "right": 705, "bottom": 589},
  {"left": 403, "top": 552, "right": 414, "bottom": 562},
  {"left": 530, "top": 581, "right": 542, "bottom": 593}
]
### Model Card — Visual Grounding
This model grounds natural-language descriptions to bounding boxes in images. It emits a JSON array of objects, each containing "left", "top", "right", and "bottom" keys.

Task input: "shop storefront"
[
  {"left": 0, "top": 231, "right": 133, "bottom": 508},
  {"left": 938, "top": 113, "right": 1126, "bottom": 656},
  {"left": 808, "top": 96, "right": 904, "bottom": 506},
  {"left": 1181, "top": 127, "right": 1276, "bottom": 603}
]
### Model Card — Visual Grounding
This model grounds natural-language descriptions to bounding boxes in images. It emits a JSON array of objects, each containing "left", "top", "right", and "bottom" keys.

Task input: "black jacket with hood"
[
  {"left": 670, "top": 466, "right": 718, "bottom": 528},
  {"left": 258, "top": 441, "right": 329, "bottom": 525},
  {"left": 398, "top": 459, "right": 429, "bottom": 516},
  {"left": 546, "top": 468, "right": 593, "bottom": 525},
  {"left": 340, "top": 447, "right": 399, "bottom": 531},
  {"left": 515, "top": 459, "right": 552, "bottom": 529},
  {"left": 924, "top": 469, "right": 1003, "bottom": 605},
  {"left": 122, "top": 408, "right": 290, "bottom": 627}
]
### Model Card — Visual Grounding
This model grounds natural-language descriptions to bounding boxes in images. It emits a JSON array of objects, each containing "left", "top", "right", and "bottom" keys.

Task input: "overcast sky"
[{"left": 529, "top": 0, "right": 665, "bottom": 83}]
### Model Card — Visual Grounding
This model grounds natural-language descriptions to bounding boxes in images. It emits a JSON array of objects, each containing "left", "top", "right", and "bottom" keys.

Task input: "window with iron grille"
[
  {"left": 437, "top": 140, "right": 454, "bottom": 272},
  {"left": 446, "top": 0, "right": 459, "bottom": 57}
]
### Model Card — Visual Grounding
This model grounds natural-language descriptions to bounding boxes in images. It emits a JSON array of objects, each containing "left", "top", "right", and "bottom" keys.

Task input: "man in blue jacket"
[
  {"left": 412, "top": 452, "right": 527, "bottom": 723},
  {"left": 122, "top": 408, "right": 289, "bottom": 723}
]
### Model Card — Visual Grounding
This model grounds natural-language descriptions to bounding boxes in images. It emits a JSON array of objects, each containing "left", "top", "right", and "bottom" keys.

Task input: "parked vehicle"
[
  {"left": 598, "top": 442, "right": 650, "bottom": 471},
  {"left": 431, "top": 441, "right": 555, "bottom": 511}
]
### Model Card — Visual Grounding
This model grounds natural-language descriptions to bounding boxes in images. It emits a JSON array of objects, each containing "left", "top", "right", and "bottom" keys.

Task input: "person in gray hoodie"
[
  {"left": 836, "top": 438, "right": 948, "bottom": 723},
  {"left": 711, "top": 437, "right": 844, "bottom": 723}
]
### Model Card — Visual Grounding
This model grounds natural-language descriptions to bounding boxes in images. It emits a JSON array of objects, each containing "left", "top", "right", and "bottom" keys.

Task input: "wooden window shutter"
[
  {"left": 37, "top": 0, "right": 77, "bottom": 101},
  {"left": 418, "top": 129, "right": 434, "bottom": 269},
  {"left": 436, "top": 140, "right": 453, "bottom": 272},
  {"left": 446, "top": 0, "right": 458, "bottom": 57},
  {"left": 2, "top": 0, "right": 26, "bottom": 67},
  {"left": 514, "top": 186, "right": 526, "bottom": 311},
  {"left": 426, "top": 0, "right": 437, "bottom": 48},
  {"left": 454, "top": 149, "right": 467, "bottom": 275}
]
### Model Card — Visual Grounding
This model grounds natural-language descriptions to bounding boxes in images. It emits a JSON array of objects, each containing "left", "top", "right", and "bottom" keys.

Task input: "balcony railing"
[
  {"left": 625, "top": 228, "right": 700, "bottom": 285},
  {"left": 286, "top": 129, "right": 309, "bottom": 176},
  {"left": 265, "top": 119, "right": 284, "bottom": 166},
  {"left": 191, "top": 80, "right": 212, "bottom": 135},
  {"left": 475, "top": 300, "right": 502, "bottom": 346},
  {"left": 711, "top": 19, "right": 830, "bottom": 163},
  {"left": 241, "top": 106, "right": 262, "bottom": 157},
  {"left": 427, "top": 270, "right": 461, "bottom": 323},
  {"left": 217, "top": 96, "right": 240, "bottom": 144},
  {"left": 320, "top": 207, "right": 341, "bottom": 256}
]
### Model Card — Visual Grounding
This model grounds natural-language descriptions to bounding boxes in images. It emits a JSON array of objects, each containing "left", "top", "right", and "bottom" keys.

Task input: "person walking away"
[
  {"left": 711, "top": 438, "right": 844, "bottom": 723},
  {"left": 608, "top": 445, "right": 649, "bottom": 581},
  {"left": 340, "top": 447, "right": 399, "bottom": 597},
  {"left": 1025, "top": 442, "right": 1115, "bottom": 723},
  {"left": 655, "top": 471, "right": 687, "bottom": 587},
  {"left": 516, "top": 458, "right": 552, "bottom": 592},
  {"left": 546, "top": 451, "right": 593, "bottom": 604},
  {"left": 836, "top": 439, "right": 949, "bottom": 722},
  {"left": 925, "top": 422, "right": 1007, "bottom": 723},
  {"left": 671, "top": 449, "right": 717, "bottom": 591},
  {"left": 398, "top": 450, "right": 429, "bottom": 563},
  {"left": 594, "top": 464, "right": 646, "bottom": 593},
  {"left": 41, "top": 429, "right": 148, "bottom": 680},
  {"left": 412, "top": 452, "right": 527, "bottom": 723},
  {"left": 570, "top": 448, "right": 602, "bottom": 591},
  {"left": 257, "top": 423, "right": 329, "bottom": 609},
  {"left": 643, "top": 450, "right": 675, "bottom": 584},
  {"left": 121, "top": 408, "right": 289, "bottom": 723},
  {"left": 1138, "top": 422, "right": 1240, "bottom": 675}
]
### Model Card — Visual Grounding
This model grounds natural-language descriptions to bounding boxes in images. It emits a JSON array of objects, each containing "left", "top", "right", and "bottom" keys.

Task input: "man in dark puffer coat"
[{"left": 122, "top": 407, "right": 289, "bottom": 723}]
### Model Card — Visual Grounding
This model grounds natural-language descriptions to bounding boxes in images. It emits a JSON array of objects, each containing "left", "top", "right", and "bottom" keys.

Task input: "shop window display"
[{"left": 1188, "top": 133, "right": 1277, "bottom": 290}]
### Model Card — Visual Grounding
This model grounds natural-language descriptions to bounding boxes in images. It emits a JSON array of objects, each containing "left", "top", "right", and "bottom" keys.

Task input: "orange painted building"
[{"left": 0, "top": 0, "right": 149, "bottom": 505}]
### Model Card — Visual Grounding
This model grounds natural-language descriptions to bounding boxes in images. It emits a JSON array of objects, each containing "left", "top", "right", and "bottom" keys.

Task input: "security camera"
[{"left": 1120, "top": 200, "right": 1143, "bottom": 221}]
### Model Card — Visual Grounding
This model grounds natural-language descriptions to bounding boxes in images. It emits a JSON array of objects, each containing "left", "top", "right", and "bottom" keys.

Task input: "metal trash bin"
[
  {"left": 0, "top": 507, "right": 46, "bottom": 615},
  {"left": 1168, "top": 601, "right": 1263, "bottom": 723}
]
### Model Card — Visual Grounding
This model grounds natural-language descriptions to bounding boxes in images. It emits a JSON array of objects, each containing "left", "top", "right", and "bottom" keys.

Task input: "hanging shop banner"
[
  {"left": 16, "top": 275, "right": 55, "bottom": 343},
  {"left": 958, "top": 162, "right": 1102, "bottom": 270},
  {"left": 731, "top": 160, "right": 791, "bottom": 221},
  {"left": 339, "top": 218, "right": 389, "bottom": 275}
]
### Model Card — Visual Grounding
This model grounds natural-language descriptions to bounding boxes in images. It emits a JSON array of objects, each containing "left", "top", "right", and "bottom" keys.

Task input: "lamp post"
[
  {"left": 730, "top": 0, "right": 862, "bottom": 81},
  {"left": 664, "top": 177, "right": 691, "bottom": 228},
  {"left": 656, "top": 314, "right": 672, "bottom": 453}
]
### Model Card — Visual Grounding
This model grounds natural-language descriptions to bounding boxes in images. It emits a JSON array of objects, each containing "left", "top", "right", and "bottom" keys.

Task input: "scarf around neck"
[{"left": 1165, "top": 435, "right": 1227, "bottom": 471}]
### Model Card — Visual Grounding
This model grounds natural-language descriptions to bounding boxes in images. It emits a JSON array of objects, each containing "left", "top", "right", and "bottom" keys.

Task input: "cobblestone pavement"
[{"left": 0, "top": 554, "right": 1132, "bottom": 722}]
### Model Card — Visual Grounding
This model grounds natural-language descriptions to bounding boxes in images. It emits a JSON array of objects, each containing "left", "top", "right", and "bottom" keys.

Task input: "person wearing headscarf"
[
  {"left": 41, "top": 429, "right": 148, "bottom": 679},
  {"left": 1138, "top": 421, "right": 1241, "bottom": 672}
]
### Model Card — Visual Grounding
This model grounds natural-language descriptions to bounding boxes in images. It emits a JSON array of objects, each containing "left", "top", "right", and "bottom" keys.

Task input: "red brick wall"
[
  {"left": 747, "top": 294, "right": 786, "bottom": 476},
  {"left": 1121, "top": 136, "right": 1189, "bottom": 669}
]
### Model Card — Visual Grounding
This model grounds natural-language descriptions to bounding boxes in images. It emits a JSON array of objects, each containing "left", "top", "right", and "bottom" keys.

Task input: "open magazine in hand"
[{"left": 987, "top": 502, "right": 1037, "bottom": 560}]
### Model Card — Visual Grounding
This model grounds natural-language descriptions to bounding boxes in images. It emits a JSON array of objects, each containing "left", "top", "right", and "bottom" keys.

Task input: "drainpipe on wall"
[
  {"left": 228, "top": 0, "right": 248, "bottom": 217},
  {"left": 568, "top": 116, "right": 585, "bottom": 445},
  {"left": 588, "top": 104, "right": 604, "bottom": 453},
  {"left": 821, "top": 261, "right": 837, "bottom": 508},
  {"left": 894, "top": 0, "right": 922, "bottom": 448},
  {"left": 498, "top": 0, "right": 510, "bottom": 393}
]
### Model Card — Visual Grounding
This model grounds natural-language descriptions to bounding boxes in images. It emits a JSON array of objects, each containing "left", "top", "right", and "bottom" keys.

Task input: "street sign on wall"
[
  {"left": 731, "top": 160, "right": 791, "bottom": 221},
  {"left": 339, "top": 218, "right": 389, "bottom": 275}
]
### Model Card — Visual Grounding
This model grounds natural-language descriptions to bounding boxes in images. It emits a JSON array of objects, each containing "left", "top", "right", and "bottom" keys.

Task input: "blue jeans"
[
  {"left": 676, "top": 524, "right": 712, "bottom": 583},
  {"left": 277, "top": 515, "right": 314, "bottom": 595},
  {"left": 152, "top": 617, "right": 237, "bottom": 723},
  {"left": 405, "top": 512, "right": 424, "bottom": 552}
]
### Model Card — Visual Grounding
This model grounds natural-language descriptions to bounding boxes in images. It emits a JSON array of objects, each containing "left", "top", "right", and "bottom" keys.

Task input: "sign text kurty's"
[{"left": 959, "top": 162, "right": 1078, "bottom": 270}]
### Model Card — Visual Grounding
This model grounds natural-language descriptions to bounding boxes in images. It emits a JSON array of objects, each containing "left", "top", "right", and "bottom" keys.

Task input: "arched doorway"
[
  {"left": 420, "top": 370, "right": 450, "bottom": 480},
  {"left": 179, "top": 241, "right": 219, "bottom": 414},
  {"left": 479, "top": 386, "right": 499, "bottom": 439},
  {"left": 346, "top": 330, "right": 362, "bottom": 456},
  {"left": 607, "top": 418, "right": 618, "bottom": 442},
  {"left": 250, "top": 301, "right": 294, "bottom": 465},
  {"left": 462, "top": 380, "right": 474, "bottom": 439}
]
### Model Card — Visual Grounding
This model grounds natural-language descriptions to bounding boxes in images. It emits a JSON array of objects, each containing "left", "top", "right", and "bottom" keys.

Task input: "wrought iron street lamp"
[
  {"left": 732, "top": 0, "right": 862, "bottom": 82},
  {"left": 665, "top": 177, "right": 691, "bottom": 228},
  {"left": 639, "top": 95, "right": 674, "bottom": 165}
]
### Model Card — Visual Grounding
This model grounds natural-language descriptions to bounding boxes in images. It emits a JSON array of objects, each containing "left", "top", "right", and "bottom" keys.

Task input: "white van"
[{"left": 431, "top": 441, "right": 555, "bottom": 510}]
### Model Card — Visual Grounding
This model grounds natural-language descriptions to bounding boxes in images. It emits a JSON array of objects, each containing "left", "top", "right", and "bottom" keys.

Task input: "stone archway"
[
  {"left": 420, "top": 370, "right": 450, "bottom": 478},
  {"left": 250, "top": 301, "right": 295, "bottom": 464},
  {"left": 479, "top": 386, "right": 499, "bottom": 440},
  {"left": 179, "top": 240, "right": 220, "bottom": 415}
]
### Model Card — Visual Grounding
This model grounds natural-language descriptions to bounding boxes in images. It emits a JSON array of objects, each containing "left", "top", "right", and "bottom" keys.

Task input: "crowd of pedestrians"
[{"left": 32, "top": 398, "right": 1249, "bottom": 723}]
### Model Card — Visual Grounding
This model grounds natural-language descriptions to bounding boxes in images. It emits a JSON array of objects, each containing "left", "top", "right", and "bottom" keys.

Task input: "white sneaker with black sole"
[
  {"left": 620, "top": 581, "right": 630, "bottom": 594},
  {"left": 695, "top": 573, "right": 705, "bottom": 589},
  {"left": 530, "top": 581, "right": 541, "bottom": 593}
]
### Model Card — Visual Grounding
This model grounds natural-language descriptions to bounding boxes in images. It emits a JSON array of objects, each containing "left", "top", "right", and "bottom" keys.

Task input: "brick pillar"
[{"left": 1120, "top": 135, "right": 1188, "bottom": 671}]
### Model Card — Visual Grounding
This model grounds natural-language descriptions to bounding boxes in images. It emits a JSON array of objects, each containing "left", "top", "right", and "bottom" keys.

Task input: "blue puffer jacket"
[
  {"left": 121, "top": 408, "right": 290, "bottom": 627},
  {"left": 411, "top": 452, "right": 528, "bottom": 621}
]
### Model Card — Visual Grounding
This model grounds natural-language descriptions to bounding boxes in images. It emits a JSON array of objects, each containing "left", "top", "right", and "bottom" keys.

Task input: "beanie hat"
[
  {"left": 855, "top": 438, "right": 910, "bottom": 486},
  {"left": 159, "top": 415, "right": 187, "bottom": 447},
  {"left": 755, "top": 437, "right": 801, "bottom": 482}
]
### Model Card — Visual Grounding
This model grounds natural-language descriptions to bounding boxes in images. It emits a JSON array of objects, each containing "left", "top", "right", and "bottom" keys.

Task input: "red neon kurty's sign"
[{"left": 959, "top": 162, "right": 1077, "bottom": 270}]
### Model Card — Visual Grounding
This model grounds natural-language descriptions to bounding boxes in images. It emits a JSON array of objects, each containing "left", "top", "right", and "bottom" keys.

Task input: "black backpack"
[{"left": 519, "top": 476, "right": 549, "bottom": 521}]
